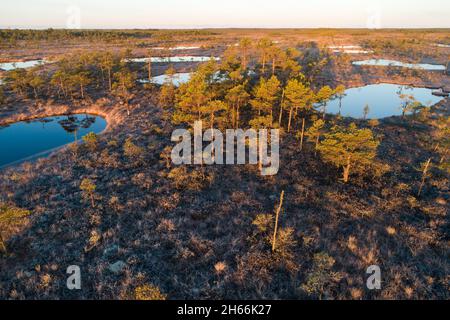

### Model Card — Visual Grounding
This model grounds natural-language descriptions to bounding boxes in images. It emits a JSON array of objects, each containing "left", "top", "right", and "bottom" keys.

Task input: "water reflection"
[
  {"left": 0, "top": 114, "right": 106, "bottom": 168},
  {"left": 325, "top": 83, "right": 444, "bottom": 119}
]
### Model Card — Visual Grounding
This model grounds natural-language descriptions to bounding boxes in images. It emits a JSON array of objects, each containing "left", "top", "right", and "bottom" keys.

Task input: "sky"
[{"left": 1, "top": 0, "right": 449, "bottom": 29}]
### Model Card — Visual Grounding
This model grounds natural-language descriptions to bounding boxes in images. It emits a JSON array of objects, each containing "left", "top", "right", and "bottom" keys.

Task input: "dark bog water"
[
  {"left": 325, "top": 83, "right": 444, "bottom": 119},
  {"left": 0, "top": 114, "right": 107, "bottom": 168}
]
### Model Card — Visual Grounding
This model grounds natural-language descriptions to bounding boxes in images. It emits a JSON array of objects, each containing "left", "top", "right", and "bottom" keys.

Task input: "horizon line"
[{"left": 1, "top": 27, "right": 450, "bottom": 31}]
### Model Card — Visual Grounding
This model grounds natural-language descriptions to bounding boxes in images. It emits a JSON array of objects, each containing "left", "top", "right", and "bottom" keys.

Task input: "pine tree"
[
  {"left": 199, "top": 100, "right": 228, "bottom": 130},
  {"left": 159, "top": 66, "right": 177, "bottom": 108},
  {"left": 267, "top": 46, "right": 284, "bottom": 76},
  {"left": 175, "top": 72, "right": 210, "bottom": 123},
  {"left": 80, "top": 178, "right": 97, "bottom": 208},
  {"left": 239, "top": 38, "right": 252, "bottom": 71},
  {"left": 316, "top": 86, "right": 334, "bottom": 120},
  {"left": 70, "top": 72, "right": 91, "bottom": 99},
  {"left": 257, "top": 38, "right": 273, "bottom": 75},
  {"left": 27, "top": 70, "right": 45, "bottom": 100},
  {"left": 363, "top": 104, "right": 370, "bottom": 120},
  {"left": 398, "top": 93, "right": 416, "bottom": 119},
  {"left": 250, "top": 76, "right": 281, "bottom": 123},
  {"left": 0, "top": 203, "right": 30, "bottom": 254},
  {"left": 113, "top": 67, "right": 136, "bottom": 115},
  {"left": 226, "top": 84, "right": 250, "bottom": 128},
  {"left": 282, "top": 79, "right": 311, "bottom": 133},
  {"left": 317, "top": 123, "right": 380, "bottom": 183},
  {"left": 51, "top": 70, "right": 69, "bottom": 98},
  {"left": 279, "top": 48, "right": 302, "bottom": 79},
  {"left": 306, "top": 118, "right": 326, "bottom": 155},
  {"left": 334, "top": 85, "right": 346, "bottom": 115},
  {"left": 99, "top": 51, "right": 118, "bottom": 91}
]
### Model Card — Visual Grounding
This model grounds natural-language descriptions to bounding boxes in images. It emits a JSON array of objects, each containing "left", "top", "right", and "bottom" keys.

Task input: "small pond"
[
  {"left": 0, "top": 114, "right": 107, "bottom": 168},
  {"left": 0, "top": 59, "right": 47, "bottom": 71},
  {"left": 128, "top": 56, "right": 220, "bottom": 63},
  {"left": 139, "top": 73, "right": 192, "bottom": 86},
  {"left": 152, "top": 46, "right": 201, "bottom": 50},
  {"left": 138, "top": 71, "right": 228, "bottom": 87},
  {"left": 325, "top": 83, "right": 444, "bottom": 119},
  {"left": 329, "top": 45, "right": 373, "bottom": 54},
  {"left": 353, "top": 59, "right": 446, "bottom": 71}
]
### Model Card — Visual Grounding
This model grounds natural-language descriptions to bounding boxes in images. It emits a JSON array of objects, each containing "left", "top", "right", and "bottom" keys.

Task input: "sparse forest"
[{"left": 0, "top": 28, "right": 448, "bottom": 301}]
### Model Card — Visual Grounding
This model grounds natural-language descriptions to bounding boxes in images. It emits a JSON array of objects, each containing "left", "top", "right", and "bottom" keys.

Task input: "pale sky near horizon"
[{"left": 1, "top": 0, "right": 449, "bottom": 29}]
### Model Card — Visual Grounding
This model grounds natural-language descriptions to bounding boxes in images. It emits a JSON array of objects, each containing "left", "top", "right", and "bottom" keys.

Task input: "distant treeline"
[{"left": 0, "top": 29, "right": 218, "bottom": 42}]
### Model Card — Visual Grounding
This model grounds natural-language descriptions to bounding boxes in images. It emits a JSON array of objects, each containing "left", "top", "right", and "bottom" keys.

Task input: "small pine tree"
[
  {"left": 250, "top": 76, "right": 281, "bottom": 123},
  {"left": 226, "top": 84, "right": 249, "bottom": 128},
  {"left": 334, "top": 85, "right": 346, "bottom": 115},
  {"left": 0, "top": 203, "right": 31, "bottom": 254},
  {"left": 80, "top": 178, "right": 97, "bottom": 208},
  {"left": 368, "top": 119, "right": 379, "bottom": 129},
  {"left": 316, "top": 86, "right": 334, "bottom": 119},
  {"left": 398, "top": 93, "right": 416, "bottom": 119},
  {"left": 175, "top": 67, "right": 213, "bottom": 122},
  {"left": 239, "top": 38, "right": 252, "bottom": 70},
  {"left": 82, "top": 132, "right": 98, "bottom": 151},
  {"left": 362, "top": 104, "right": 370, "bottom": 120},
  {"left": 159, "top": 83, "right": 176, "bottom": 108},
  {"left": 305, "top": 118, "right": 326, "bottom": 155},
  {"left": 113, "top": 67, "right": 137, "bottom": 116},
  {"left": 123, "top": 138, "right": 144, "bottom": 162},
  {"left": 283, "top": 79, "right": 310, "bottom": 132},
  {"left": 134, "top": 284, "right": 167, "bottom": 300},
  {"left": 317, "top": 123, "right": 380, "bottom": 183},
  {"left": 301, "top": 252, "right": 338, "bottom": 299},
  {"left": 417, "top": 158, "right": 432, "bottom": 197}
]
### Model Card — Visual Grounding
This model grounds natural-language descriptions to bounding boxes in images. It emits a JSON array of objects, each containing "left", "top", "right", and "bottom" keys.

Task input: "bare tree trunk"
[
  {"left": 343, "top": 156, "right": 351, "bottom": 183},
  {"left": 278, "top": 89, "right": 285, "bottom": 128},
  {"left": 315, "top": 134, "right": 320, "bottom": 156},
  {"left": 108, "top": 68, "right": 112, "bottom": 91},
  {"left": 262, "top": 55, "right": 266, "bottom": 74},
  {"left": 60, "top": 80, "right": 67, "bottom": 98},
  {"left": 278, "top": 105, "right": 283, "bottom": 128},
  {"left": 300, "top": 118, "right": 305, "bottom": 151},
  {"left": 90, "top": 193, "right": 95, "bottom": 208},
  {"left": 100, "top": 68, "right": 105, "bottom": 87},
  {"left": 272, "top": 190, "right": 285, "bottom": 252},
  {"left": 418, "top": 158, "right": 432, "bottom": 197},
  {"left": 287, "top": 107, "right": 293, "bottom": 133},
  {"left": 148, "top": 60, "right": 152, "bottom": 81},
  {"left": 0, "top": 233, "right": 7, "bottom": 254}
]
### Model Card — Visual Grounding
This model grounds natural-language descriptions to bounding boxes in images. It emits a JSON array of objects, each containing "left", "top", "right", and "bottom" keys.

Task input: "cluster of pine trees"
[
  {"left": 3, "top": 50, "right": 136, "bottom": 107},
  {"left": 154, "top": 39, "right": 384, "bottom": 183}
]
